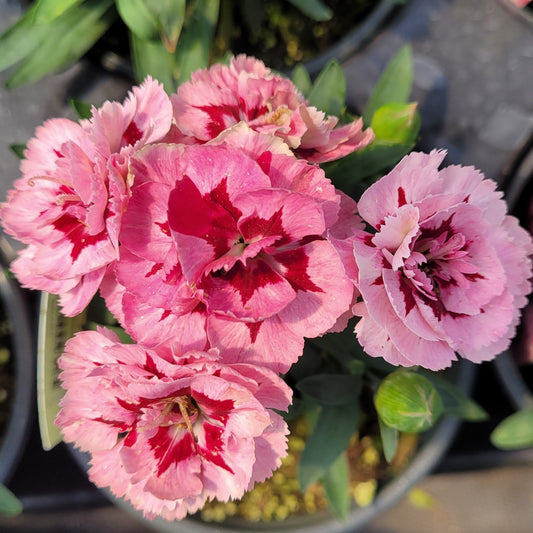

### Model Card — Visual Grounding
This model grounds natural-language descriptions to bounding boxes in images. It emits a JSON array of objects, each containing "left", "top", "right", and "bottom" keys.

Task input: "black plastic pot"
[
  {"left": 493, "top": 135, "right": 533, "bottom": 412},
  {"left": 0, "top": 237, "right": 34, "bottom": 486}
]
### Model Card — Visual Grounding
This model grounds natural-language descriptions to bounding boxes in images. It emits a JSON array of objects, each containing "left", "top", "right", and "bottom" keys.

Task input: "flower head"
[
  {"left": 171, "top": 54, "right": 374, "bottom": 163},
  {"left": 56, "top": 327, "right": 291, "bottom": 520},
  {"left": 112, "top": 127, "right": 359, "bottom": 372},
  {"left": 0, "top": 77, "right": 172, "bottom": 315},
  {"left": 353, "top": 150, "right": 533, "bottom": 370}
]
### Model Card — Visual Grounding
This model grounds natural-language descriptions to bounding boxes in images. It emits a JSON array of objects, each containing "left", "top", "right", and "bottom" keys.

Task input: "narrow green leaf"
[
  {"left": 291, "top": 63, "right": 312, "bottom": 98},
  {"left": 285, "top": 0, "right": 333, "bottom": 21},
  {"left": 130, "top": 33, "right": 176, "bottom": 92},
  {"left": 375, "top": 370, "right": 443, "bottom": 433},
  {"left": 308, "top": 59, "right": 346, "bottom": 117},
  {"left": 321, "top": 452, "right": 350, "bottom": 520},
  {"left": 371, "top": 102, "right": 420, "bottom": 145},
  {"left": 0, "top": 484, "right": 22, "bottom": 517},
  {"left": 6, "top": 0, "right": 115, "bottom": 89},
  {"left": 363, "top": 45, "right": 413, "bottom": 126},
  {"left": 37, "top": 292, "right": 86, "bottom": 450},
  {"left": 146, "top": 0, "right": 186, "bottom": 53},
  {"left": 296, "top": 374, "right": 362, "bottom": 406},
  {"left": 173, "top": 0, "right": 220, "bottom": 85},
  {"left": 420, "top": 370, "right": 488, "bottom": 422},
  {"left": 116, "top": 0, "right": 159, "bottom": 41},
  {"left": 491, "top": 408, "right": 533, "bottom": 450},
  {"left": 298, "top": 401, "right": 360, "bottom": 490},
  {"left": 9, "top": 144, "right": 26, "bottom": 159},
  {"left": 32, "top": 0, "right": 84, "bottom": 23},
  {"left": 0, "top": 5, "right": 50, "bottom": 72},
  {"left": 70, "top": 98, "right": 93, "bottom": 120},
  {"left": 379, "top": 415, "right": 399, "bottom": 463}
]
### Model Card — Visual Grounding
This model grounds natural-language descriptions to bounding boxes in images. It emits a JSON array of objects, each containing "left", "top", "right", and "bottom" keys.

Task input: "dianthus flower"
[
  {"left": 56, "top": 328, "right": 291, "bottom": 521},
  {"left": 171, "top": 54, "right": 374, "bottom": 163},
  {"left": 0, "top": 77, "right": 173, "bottom": 315},
  {"left": 353, "top": 150, "right": 533, "bottom": 370},
  {"left": 110, "top": 126, "right": 359, "bottom": 372}
]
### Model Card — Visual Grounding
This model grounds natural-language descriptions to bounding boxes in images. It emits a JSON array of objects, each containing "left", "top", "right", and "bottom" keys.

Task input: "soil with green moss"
[{"left": 214, "top": 0, "right": 377, "bottom": 71}]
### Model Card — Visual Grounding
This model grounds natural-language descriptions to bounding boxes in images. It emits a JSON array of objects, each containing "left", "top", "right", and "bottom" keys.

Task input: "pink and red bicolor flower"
[
  {"left": 353, "top": 150, "right": 533, "bottom": 370},
  {"left": 55, "top": 327, "right": 291, "bottom": 521},
  {"left": 0, "top": 77, "right": 173, "bottom": 316},
  {"left": 171, "top": 54, "right": 374, "bottom": 163},
  {"left": 110, "top": 126, "right": 359, "bottom": 372}
]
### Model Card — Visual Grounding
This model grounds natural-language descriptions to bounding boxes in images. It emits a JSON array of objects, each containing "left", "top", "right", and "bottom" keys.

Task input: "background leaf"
[
  {"left": 6, "top": 0, "right": 115, "bottom": 89},
  {"left": 131, "top": 33, "right": 176, "bottom": 92},
  {"left": 296, "top": 374, "right": 362, "bottom": 406},
  {"left": 363, "top": 45, "right": 413, "bottom": 125},
  {"left": 375, "top": 370, "right": 443, "bottom": 433},
  {"left": 308, "top": 59, "right": 346, "bottom": 117},
  {"left": 0, "top": 484, "right": 22, "bottom": 517},
  {"left": 116, "top": 0, "right": 159, "bottom": 41},
  {"left": 70, "top": 98, "right": 93, "bottom": 120},
  {"left": 321, "top": 452, "right": 350, "bottom": 520},
  {"left": 146, "top": 0, "right": 186, "bottom": 53},
  {"left": 32, "top": 0, "right": 84, "bottom": 23},
  {"left": 285, "top": 0, "right": 333, "bottom": 21},
  {"left": 379, "top": 415, "right": 399, "bottom": 463},
  {"left": 9, "top": 144, "right": 26, "bottom": 159},
  {"left": 491, "top": 408, "right": 533, "bottom": 450},
  {"left": 291, "top": 63, "right": 312, "bottom": 98},
  {"left": 298, "top": 401, "right": 360, "bottom": 490},
  {"left": 0, "top": 4, "right": 51, "bottom": 72},
  {"left": 173, "top": 0, "right": 220, "bottom": 85}
]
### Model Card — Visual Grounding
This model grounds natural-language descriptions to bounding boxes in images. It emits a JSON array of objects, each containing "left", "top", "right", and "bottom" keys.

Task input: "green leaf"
[
  {"left": 379, "top": 415, "right": 399, "bottom": 463},
  {"left": 6, "top": 0, "right": 115, "bottom": 89},
  {"left": 32, "top": 0, "right": 84, "bottom": 23},
  {"left": 116, "top": 0, "right": 159, "bottom": 41},
  {"left": 375, "top": 370, "right": 443, "bottom": 433},
  {"left": 321, "top": 452, "right": 350, "bottom": 520},
  {"left": 324, "top": 140, "right": 415, "bottom": 196},
  {"left": 298, "top": 401, "right": 360, "bottom": 490},
  {"left": 291, "top": 63, "right": 312, "bottom": 98},
  {"left": 70, "top": 98, "right": 93, "bottom": 120},
  {"left": 37, "top": 292, "right": 86, "bottom": 450},
  {"left": 131, "top": 33, "right": 176, "bottom": 92},
  {"left": 0, "top": 484, "right": 22, "bottom": 517},
  {"left": 371, "top": 102, "right": 420, "bottom": 145},
  {"left": 285, "top": 0, "right": 333, "bottom": 21},
  {"left": 363, "top": 45, "right": 413, "bottom": 126},
  {"left": 9, "top": 144, "right": 26, "bottom": 159},
  {"left": 296, "top": 374, "right": 362, "bottom": 406},
  {"left": 420, "top": 370, "right": 488, "bottom": 422},
  {"left": 173, "top": 0, "right": 220, "bottom": 85},
  {"left": 308, "top": 59, "right": 346, "bottom": 117},
  {"left": 0, "top": 5, "right": 51, "bottom": 72},
  {"left": 491, "top": 408, "right": 533, "bottom": 450},
  {"left": 146, "top": 0, "right": 186, "bottom": 53}
]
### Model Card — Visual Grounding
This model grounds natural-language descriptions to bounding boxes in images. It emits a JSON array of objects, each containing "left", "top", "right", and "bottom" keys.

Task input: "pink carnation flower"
[
  {"left": 171, "top": 54, "right": 374, "bottom": 163},
  {"left": 56, "top": 328, "right": 291, "bottom": 521},
  {"left": 0, "top": 77, "right": 173, "bottom": 315},
  {"left": 353, "top": 150, "right": 533, "bottom": 370},
  {"left": 112, "top": 126, "right": 359, "bottom": 372}
]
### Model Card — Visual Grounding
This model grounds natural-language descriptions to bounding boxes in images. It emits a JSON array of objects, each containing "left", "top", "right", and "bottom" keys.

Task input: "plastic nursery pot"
[
  {"left": 493, "top": 136, "right": 533, "bottom": 412},
  {"left": 38, "top": 292, "right": 476, "bottom": 533},
  {"left": 0, "top": 237, "right": 34, "bottom": 486}
]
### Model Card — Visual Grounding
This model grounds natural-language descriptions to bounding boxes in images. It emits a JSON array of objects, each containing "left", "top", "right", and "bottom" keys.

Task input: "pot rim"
[{"left": 0, "top": 237, "right": 35, "bottom": 484}]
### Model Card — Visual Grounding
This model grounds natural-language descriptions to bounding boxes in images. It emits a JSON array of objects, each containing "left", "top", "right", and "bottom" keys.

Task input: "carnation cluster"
[{"left": 1, "top": 55, "right": 532, "bottom": 520}]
